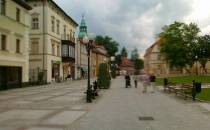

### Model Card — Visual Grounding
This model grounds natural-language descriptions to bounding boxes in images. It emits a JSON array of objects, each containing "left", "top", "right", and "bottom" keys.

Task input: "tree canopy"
[
  {"left": 159, "top": 21, "right": 200, "bottom": 69},
  {"left": 120, "top": 47, "right": 128, "bottom": 58},
  {"left": 95, "top": 35, "right": 119, "bottom": 56},
  {"left": 131, "top": 48, "right": 139, "bottom": 61}
]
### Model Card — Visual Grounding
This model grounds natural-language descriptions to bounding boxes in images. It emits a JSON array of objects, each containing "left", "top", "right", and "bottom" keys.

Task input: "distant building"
[
  {"left": 91, "top": 45, "right": 110, "bottom": 77},
  {"left": 119, "top": 57, "right": 135, "bottom": 75},
  {"left": 144, "top": 39, "right": 184, "bottom": 76},
  {"left": 0, "top": 0, "right": 32, "bottom": 89},
  {"left": 26, "top": 0, "right": 78, "bottom": 83},
  {"left": 76, "top": 16, "right": 88, "bottom": 79}
]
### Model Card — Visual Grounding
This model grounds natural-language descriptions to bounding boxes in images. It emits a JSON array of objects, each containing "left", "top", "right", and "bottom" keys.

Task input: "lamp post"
[
  {"left": 83, "top": 33, "right": 95, "bottom": 103},
  {"left": 195, "top": 55, "right": 198, "bottom": 76}
]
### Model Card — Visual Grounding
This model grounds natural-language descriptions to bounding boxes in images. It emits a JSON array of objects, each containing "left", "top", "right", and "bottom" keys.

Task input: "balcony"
[
  {"left": 61, "top": 40, "right": 75, "bottom": 62},
  {"left": 61, "top": 34, "right": 76, "bottom": 43}
]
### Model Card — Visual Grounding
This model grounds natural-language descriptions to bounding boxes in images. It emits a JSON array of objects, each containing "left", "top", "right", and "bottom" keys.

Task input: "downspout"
[{"left": 43, "top": 0, "right": 46, "bottom": 82}]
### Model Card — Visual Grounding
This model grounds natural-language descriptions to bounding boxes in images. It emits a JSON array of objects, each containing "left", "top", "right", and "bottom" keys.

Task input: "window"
[
  {"left": 57, "top": 45, "right": 60, "bottom": 56},
  {"left": 32, "top": 17, "right": 39, "bottom": 29},
  {"left": 62, "top": 45, "right": 68, "bottom": 57},
  {"left": 63, "top": 25, "right": 66, "bottom": 39},
  {"left": 51, "top": 16, "right": 55, "bottom": 32},
  {"left": 16, "top": 39, "right": 20, "bottom": 53},
  {"left": 52, "top": 44, "right": 55, "bottom": 55},
  {"left": 56, "top": 20, "right": 60, "bottom": 34},
  {"left": 0, "top": 0, "right": 6, "bottom": 15},
  {"left": 16, "top": 8, "right": 20, "bottom": 22},
  {"left": 1, "top": 34, "right": 6, "bottom": 50},
  {"left": 31, "top": 40, "right": 39, "bottom": 54}
]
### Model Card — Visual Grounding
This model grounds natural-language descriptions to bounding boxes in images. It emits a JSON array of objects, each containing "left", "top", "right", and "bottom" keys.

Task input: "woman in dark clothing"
[{"left": 125, "top": 74, "right": 131, "bottom": 88}]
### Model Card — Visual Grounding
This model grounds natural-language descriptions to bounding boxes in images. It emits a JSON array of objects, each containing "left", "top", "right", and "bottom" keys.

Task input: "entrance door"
[
  {"left": 0, "top": 67, "right": 7, "bottom": 90},
  {"left": 0, "top": 67, "right": 21, "bottom": 90}
]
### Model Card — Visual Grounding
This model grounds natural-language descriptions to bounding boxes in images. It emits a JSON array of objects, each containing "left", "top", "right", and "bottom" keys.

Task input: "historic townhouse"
[
  {"left": 26, "top": 0, "right": 78, "bottom": 83},
  {"left": 144, "top": 39, "right": 184, "bottom": 76},
  {"left": 76, "top": 16, "right": 110, "bottom": 78},
  {"left": 0, "top": 0, "right": 31, "bottom": 90},
  {"left": 77, "top": 16, "right": 88, "bottom": 79},
  {"left": 91, "top": 45, "right": 110, "bottom": 77}
]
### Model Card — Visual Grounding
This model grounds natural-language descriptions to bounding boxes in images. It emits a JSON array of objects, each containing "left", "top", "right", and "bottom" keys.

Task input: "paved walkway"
[
  {"left": 1, "top": 77, "right": 210, "bottom": 130},
  {"left": 0, "top": 79, "right": 96, "bottom": 130},
  {"left": 69, "top": 77, "right": 210, "bottom": 130}
]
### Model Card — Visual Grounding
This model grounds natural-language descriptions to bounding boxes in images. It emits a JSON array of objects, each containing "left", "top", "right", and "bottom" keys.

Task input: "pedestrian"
[
  {"left": 149, "top": 74, "right": 156, "bottom": 93},
  {"left": 163, "top": 78, "right": 168, "bottom": 91},
  {"left": 133, "top": 75, "right": 138, "bottom": 88},
  {"left": 141, "top": 74, "right": 149, "bottom": 93},
  {"left": 125, "top": 73, "right": 131, "bottom": 88}
]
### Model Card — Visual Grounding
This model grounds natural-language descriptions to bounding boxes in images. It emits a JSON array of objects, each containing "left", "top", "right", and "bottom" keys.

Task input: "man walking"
[
  {"left": 133, "top": 75, "right": 138, "bottom": 88},
  {"left": 149, "top": 74, "right": 156, "bottom": 93}
]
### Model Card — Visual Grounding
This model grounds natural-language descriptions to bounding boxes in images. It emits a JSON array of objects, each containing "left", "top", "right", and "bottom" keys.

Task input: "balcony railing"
[{"left": 61, "top": 34, "right": 75, "bottom": 43}]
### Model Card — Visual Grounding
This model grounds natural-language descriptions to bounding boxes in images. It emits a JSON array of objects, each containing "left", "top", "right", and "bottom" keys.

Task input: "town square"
[{"left": 1, "top": 0, "right": 210, "bottom": 130}]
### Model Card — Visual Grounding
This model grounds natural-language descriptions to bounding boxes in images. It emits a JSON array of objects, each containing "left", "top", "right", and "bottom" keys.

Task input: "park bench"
[
  {"left": 167, "top": 84, "right": 193, "bottom": 100},
  {"left": 174, "top": 84, "right": 193, "bottom": 99}
]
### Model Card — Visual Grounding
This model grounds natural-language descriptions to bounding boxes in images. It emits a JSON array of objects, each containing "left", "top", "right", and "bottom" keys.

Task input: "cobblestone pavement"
[
  {"left": 69, "top": 76, "right": 210, "bottom": 130},
  {"left": 1, "top": 77, "right": 210, "bottom": 130},
  {"left": 0, "top": 79, "right": 97, "bottom": 130}
]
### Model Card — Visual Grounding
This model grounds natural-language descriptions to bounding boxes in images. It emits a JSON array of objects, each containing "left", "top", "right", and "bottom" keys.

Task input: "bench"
[{"left": 167, "top": 84, "right": 193, "bottom": 100}]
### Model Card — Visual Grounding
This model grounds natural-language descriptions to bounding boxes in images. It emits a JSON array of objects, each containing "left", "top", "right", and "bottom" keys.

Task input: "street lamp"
[
  {"left": 83, "top": 33, "right": 95, "bottom": 103},
  {"left": 195, "top": 55, "right": 198, "bottom": 76}
]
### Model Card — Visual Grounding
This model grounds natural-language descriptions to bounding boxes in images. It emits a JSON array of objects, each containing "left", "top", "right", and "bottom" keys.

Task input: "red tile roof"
[{"left": 120, "top": 58, "right": 134, "bottom": 67}]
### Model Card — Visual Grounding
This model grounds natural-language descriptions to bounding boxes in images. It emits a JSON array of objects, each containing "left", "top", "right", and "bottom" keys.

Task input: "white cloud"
[{"left": 54, "top": 0, "right": 210, "bottom": 57}]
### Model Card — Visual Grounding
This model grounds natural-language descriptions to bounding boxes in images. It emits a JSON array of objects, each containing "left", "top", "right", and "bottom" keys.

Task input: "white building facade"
[{"left": 26, "top": 0, "right": 78, "bottom": 83}]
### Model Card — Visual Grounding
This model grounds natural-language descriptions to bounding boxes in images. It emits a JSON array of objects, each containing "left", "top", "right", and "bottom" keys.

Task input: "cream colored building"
[
  {"left": 0, "top": 0, "right": 31, "bottom": 89},
  {"left": 26, "top": 0, "right": 78, "bottom": 83},
  {"left": 144, "top": 39, "right": 182, "bottom": 76}
]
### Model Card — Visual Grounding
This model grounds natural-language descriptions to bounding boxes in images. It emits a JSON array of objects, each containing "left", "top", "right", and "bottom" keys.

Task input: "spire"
[{"left": 78, "top": 15, "right": 88, "bottom": 38}]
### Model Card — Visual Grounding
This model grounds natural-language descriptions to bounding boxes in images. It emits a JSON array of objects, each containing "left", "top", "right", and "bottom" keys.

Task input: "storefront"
[
  {"left": 0, "top": 66, "right": 22, "bottom": 90},
  {"left": 63, "top": 62, "right": 75, "bottom": 80},
  {"left": 52, "top": 61, "right": 61, "bottom": 82}
]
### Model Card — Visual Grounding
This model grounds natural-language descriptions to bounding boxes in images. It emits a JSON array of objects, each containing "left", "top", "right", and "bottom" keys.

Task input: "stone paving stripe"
[
  {"left": 26, "top": 127, "right": 63, "bottom": 130},
  {"left": 43, "top": 111, "right": 86, "bottom": 126}
]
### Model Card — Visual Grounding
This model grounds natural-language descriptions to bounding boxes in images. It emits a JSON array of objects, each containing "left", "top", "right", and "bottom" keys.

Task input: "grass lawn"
[
  {"left": 156, "top": 75, "right": 210, "bottom": 101},
  {"left": 196, "top": 88, "right": 210, "bottom": 101},
  {"left": 156, "top": 75, "right": 210, "bottom": 85}
]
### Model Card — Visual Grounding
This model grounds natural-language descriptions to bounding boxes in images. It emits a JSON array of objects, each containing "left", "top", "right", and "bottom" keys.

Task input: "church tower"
[{"left": 78, "top": 16, "right": 88, "bottom": 39}]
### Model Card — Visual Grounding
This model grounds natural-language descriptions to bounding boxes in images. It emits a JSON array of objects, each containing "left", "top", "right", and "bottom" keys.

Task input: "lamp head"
[
  {"left": 83, "top": 35, "right": 89, "bottom": 44},
  {"left": 88, "top": 33, "right": 95, "bottom": 42}
]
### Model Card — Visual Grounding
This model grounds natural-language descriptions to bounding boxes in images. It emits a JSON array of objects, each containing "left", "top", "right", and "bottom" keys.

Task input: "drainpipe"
[{"left": 42, "top": 0, "right": 46, "bottom": 82}]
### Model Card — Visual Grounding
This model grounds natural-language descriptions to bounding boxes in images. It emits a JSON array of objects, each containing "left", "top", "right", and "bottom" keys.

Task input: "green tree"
[
  {"left": 197, "top": 35, "right": 210, "bottom": 73},
  {"left": 95, "top": 35, "right": 119, "bottom": 56},
  {"left": 97, "top": 63, "right": 111, "bottom": 89},
  {"left": 121, "top": 47, "right": 128, "bottom": 58},
  {"left": 131, "top": 48, "right": 139, "bottom": 61},
  {"left": 159, "top": 21, "right": 200, "bottom": 71},
  {"left": 134, "top": 59, "right": 144, "bottom": 74}
]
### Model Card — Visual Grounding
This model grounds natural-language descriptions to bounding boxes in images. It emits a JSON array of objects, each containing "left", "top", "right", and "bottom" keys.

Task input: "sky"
[{"left": 54, "top": 0, "right": 210, "bottom": 57}]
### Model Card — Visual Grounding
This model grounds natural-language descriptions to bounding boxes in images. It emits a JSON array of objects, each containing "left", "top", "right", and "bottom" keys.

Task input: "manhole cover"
[{"left": 139, "top": 116, "right": 154, "bottom": 121}]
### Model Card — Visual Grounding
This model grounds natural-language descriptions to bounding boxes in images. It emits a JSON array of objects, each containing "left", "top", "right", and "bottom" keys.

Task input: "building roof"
[
  {"left": 26, "top": 0, "right": 78, "bottom": 26},
  {"left": 13, "top": 0, "right": 32, "bottom": 10},
  {"left": 144, "top": 38, "right": 161, "bottom": 57},
  {"left": 120, "top": 58, "right": 134, "bottom": 68}
]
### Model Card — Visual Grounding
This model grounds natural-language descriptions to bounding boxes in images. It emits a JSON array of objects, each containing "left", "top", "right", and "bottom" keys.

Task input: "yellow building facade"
[{"left": 0, "top": 0, "right": 31, "bottom": 89}]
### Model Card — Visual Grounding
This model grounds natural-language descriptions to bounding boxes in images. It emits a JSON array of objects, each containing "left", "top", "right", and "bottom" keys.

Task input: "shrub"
[{"left": 97, "top": 63, "right": 111, "bottom": 89}]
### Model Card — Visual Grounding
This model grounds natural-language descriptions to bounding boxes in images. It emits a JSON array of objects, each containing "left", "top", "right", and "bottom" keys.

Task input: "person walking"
[
  {"left": 149, "top": 74, "right": 156, "bottom": 93},
  {"left": 125, "top": 73, "right": 131, "bottom": 88},
  {"left": 133, "top": 75, "right": 138, "bottom": 88}
]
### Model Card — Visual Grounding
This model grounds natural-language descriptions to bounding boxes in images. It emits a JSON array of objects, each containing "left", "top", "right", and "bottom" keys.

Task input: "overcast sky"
[{"left": 54, "top": 0, "right": 210, "bottom": 57}]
